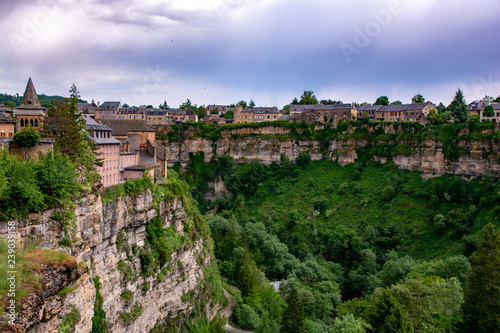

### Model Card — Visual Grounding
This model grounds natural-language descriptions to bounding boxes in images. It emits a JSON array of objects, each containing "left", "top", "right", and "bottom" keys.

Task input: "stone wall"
[{"left": 0, "top": 189, "right": 211, "bottom": 332}]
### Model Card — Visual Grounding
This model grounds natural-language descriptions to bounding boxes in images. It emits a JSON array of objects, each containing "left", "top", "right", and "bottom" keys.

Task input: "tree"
[
  {"left": 461, "top": 224, "right": 500, "bottom": 332},
  {"left": 249, "top": 100, "right": 255, "bottom": 108},
  {"left": 122, "top": 103, "right": 129, "bottom": 108},
  {"left": 368, "top": 288, "right": 411, "bottom": 332},
  {"left": 146, "top": 105, "right": 153, "bottom": 108},
  {"left": 69, "top": 83, "right": 80, "bottom": 100},
  {"left": 91, "top": 99, "right": 97, "bottom": 107},
  {"left": 481, "top": 95, "right": 494, "bottom": 103},
  {"left": 299, "top": 91, "right": 318, "bottom": 105},
  {"left": 374, "top": 96, "right": 389, "bottom": 106},
  {"left": 180, "top": 98, "right": 193, "bottom": 109},
  {"left": 237, "top": 100, "right": 247, "bottom": 108},
  {"left": 412, "top": 94, "right": 425, "bottom": 103},
  {"left": 291, "top": 97, "right": 299, "bottom": 105},
  {"left": 484, "top": 105, "right": 494, "bottom": 118},
  {"left": 320, "top": 99, "right": 343, "bottom": 105},
  {"left": 159, "top": 100, "right": 169, "bottom": 109},
  {"left": 495, "top": 95, "right": 500, "bottom": 103},
  {"left": 281, "top": 285, "right": 305, "bottom": 333},
  {"left": 448, "top": 88, "right": 467, "bottom": 123},
  {"left": 390, "top": 100, "right": 402, "bottom": 105},
  {"left": 12, "top": 127, "right": 40, "bottom": 160},
  {"left": 4, "top": 100, "right": 16, "bottom": 108}
]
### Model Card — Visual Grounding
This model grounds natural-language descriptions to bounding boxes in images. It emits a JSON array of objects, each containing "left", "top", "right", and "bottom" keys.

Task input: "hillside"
[
  {"left": 178, "top": 148, "right": 500, "bottom": 332},
  {"left": 0, "top": 93, "right": 85, "bottom": 108}
]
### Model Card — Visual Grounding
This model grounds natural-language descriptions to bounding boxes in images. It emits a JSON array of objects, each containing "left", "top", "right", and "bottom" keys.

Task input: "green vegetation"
[
  {"left": 91, "top": 276, "right": 109, "bottom": 333},
  {"left": 462, "top": 224, "right": 500, "bottom": 332},
  {"left": 119, "top": 303, "right": 142, "bottom": 324},
  {"left": 179, "top": 148, "right": 500, "bottom": 332},
  {"left": 101, "top": 175, "right": 154, "bottom": 202},
  {"left": 0, "top": 92, "right": 84, "bottom": 108},
  {"left": 0, "top": 150, "right": 80, "bottom": 220},
  {"left": 0, "top": 239, "right": 78, "bottom": 317},
  {"left": 12, "top": 127, "right": 40, "bottom": 160},
  {"left": 59, "top": 305, "right": 81, "bottom": 333}
]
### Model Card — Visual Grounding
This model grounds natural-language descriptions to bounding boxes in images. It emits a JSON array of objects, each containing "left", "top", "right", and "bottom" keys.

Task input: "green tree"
[
  {"left": 367, "top": 288, "right": 411, "bottom": 332},
  {"left": 299, "top": 91, "right": 318, "bottom": 105},
  {"left": 249, "top": 100, "right": 255, "bottom": 108},
  {"left": 35, "top": 151, "right": 78, "bottom": 207},
  {"left": 374, "top": 96, "right": 389, "bottom": 106},
  {"left": 334, "top": 314, "right": 367, "bottom": 333},
  {"left": 44, "top": 85, "right": 90, "bottom": 157},
  {"left": 483, "top": 105, "right": 494, "bottom": 117},
  {"left": 0, "top": 151, "right": 44, "bottom": 219},
  {"left": 412, "top": 94, "right": 425, "bottom": 103},
  {"left": 281, "top": 285, "right": 305, "bottom": 333},
  {"left": 390, "top": 100, "right": 402, "bottom": 105},
  {"left": 237, "top": 100, "right": 247, "bottom": 108},
  {"left": 291, "top": 97, "right": 299, "bottom": 105},
  {"left": 448, "top": 88, "right": 467, "bottom": 123},
  {"left": 236, "top": 304, "right": 261, "bottom": 330},
  {"left": 461, "top": 224, "right": 500, "bottom": 332},
  {"left": 159, "top": 100, "right": 169, "bottom": 109},
  {"left": 12, "top": 127, "right": 40, "bottom": 160},
  {"left": 320, "top": 99, "right": 343, "bottom": 105}
]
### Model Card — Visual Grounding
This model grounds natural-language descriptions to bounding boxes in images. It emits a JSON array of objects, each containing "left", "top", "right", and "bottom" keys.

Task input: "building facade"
[
  {"left": 84, "top": 116, "right": 121, "bottom": 188},
  {"left": 94, "top": 101, "right": 121, "bottom": 120}
]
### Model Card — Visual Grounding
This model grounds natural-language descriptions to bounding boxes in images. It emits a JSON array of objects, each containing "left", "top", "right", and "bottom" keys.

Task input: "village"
[{"left": 1, "top": 78, "right": 500, "bottom": 189}]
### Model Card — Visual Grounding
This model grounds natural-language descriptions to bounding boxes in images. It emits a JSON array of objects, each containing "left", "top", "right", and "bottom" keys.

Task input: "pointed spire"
[{"left": 18, "top": 78, "right": 43, "bottom": 110}]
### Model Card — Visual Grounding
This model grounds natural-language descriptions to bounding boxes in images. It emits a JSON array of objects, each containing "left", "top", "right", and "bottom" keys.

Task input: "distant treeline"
[{"left": 0, "top": 93, "right": 85, "bottom": 108}]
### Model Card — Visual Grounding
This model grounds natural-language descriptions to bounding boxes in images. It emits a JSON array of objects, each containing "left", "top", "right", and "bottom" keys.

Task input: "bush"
[{"left": 235, "top": 304, "right": 261, "bottom": 330}]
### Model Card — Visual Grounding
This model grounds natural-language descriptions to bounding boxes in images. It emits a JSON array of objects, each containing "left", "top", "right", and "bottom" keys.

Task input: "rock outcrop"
[
  {"left": 161, "top": 124, "right": 500, "bottom": 179},
  {"left": 0, "top": 187, "right": 212, "bottom": 332}
]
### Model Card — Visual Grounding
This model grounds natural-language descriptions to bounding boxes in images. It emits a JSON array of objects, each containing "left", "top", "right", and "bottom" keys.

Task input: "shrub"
[
  {"left": 59, "top": 305, "right": 81, "bottom": 333},
  {"left": 236, "top": 304, "right": 261, "bottom": 330}
]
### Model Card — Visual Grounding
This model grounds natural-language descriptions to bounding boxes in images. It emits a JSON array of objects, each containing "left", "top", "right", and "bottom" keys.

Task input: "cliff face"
[
  {"left": 1, "top": 188, "right": 212, "bottom": 332},
  {"left": 162, "top": 125, "right": 500, "bottom": 179}
]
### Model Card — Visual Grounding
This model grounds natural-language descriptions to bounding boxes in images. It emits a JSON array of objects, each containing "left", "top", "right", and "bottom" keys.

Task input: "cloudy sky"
[{"left": 1, "top": 0, "right": 499, "bottom": 108}]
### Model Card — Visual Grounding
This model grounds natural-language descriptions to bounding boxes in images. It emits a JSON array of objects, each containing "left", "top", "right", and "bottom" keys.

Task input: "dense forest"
[{"left": 174, "top": 148, "right": 500, "bottom": 332}]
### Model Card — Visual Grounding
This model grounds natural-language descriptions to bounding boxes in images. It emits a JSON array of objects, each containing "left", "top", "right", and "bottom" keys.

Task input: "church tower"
[{"left": 14, "top": 78, "right": 46, "bottom": 132}]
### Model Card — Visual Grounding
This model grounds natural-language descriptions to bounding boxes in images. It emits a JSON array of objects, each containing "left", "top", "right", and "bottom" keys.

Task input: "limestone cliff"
[
  {"left": 160, "top": 123, "right": 500, "bottom": 179},
  {"left": 0, "top": 180, "right": 216, "bottom": 332}
]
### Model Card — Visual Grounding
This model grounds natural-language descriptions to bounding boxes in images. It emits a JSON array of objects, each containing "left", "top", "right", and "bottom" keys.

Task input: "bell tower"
[{"left": 14, "top": 78, "right": 46, "bottom": 132}]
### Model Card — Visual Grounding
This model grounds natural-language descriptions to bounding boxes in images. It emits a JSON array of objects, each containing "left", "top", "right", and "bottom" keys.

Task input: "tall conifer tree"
[
  {"left": 462, "top": 224, "right": 500, "bottom": 332},
  {"left": 281, "top": 285, "right": 305, "bottom": 333}
]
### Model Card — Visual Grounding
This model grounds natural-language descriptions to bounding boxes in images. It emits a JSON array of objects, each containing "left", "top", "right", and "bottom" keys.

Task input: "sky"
[{"left": 1, "top": 0, "right": 500, "bottom": 109}]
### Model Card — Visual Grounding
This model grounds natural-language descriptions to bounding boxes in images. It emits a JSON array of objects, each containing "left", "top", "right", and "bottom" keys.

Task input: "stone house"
[
  {"left": 0, "top": 110, "right": 15, "bottom": 138},
  {"left": 77, "top": 102, "right": 96, "bottom": 118},
  {"left": 94, "top": 101, "right": 121, "bottom": 120},
  {"left": 468, "top": 101, "right": 500, "bottom": 123},
  {"left": 234, "top": 106, "right": 280, "bottom": 123},
  {"left": 375, "top": 102, "right": 436, "bottom": 121},
  {"left": 117, "top": 107, "right": 147, "bottom": 120},
  {"left": 356, "top": 104, "right": 381, "bottom": 121},
  {"left": 206, "top": 105, "right": 228, "bottom": 116},
  {"left": 13, "top": 78, "right": 46, "bottom": 132},
  {"left": 98, "top": 119, "right": 155, "bottom": 150},
  {"left": 289, "top": 104, "right": 357, "bottom": 125},
  {"left": 146, "top": 109, "right": 198, "bottom": 125}
]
